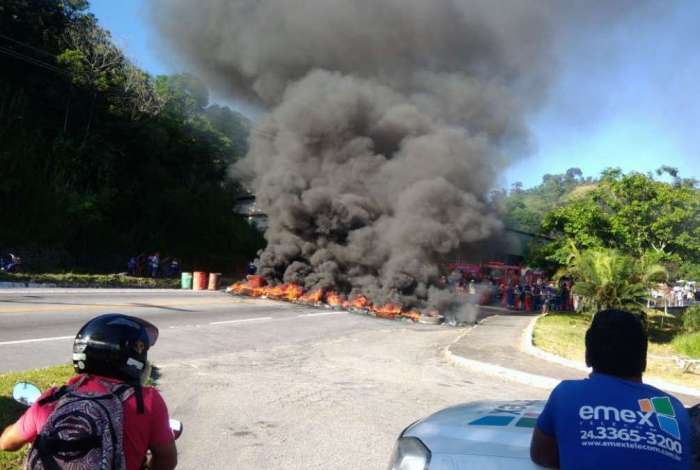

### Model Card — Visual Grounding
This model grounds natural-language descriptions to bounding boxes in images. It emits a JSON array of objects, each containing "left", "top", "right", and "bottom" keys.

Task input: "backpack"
[{"left": 26, "top": 376, "right": 135, "bottom": 470}]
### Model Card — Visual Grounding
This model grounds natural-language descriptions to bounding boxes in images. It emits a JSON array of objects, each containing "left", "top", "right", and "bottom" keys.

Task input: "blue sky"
[{"left": 90, "top": 0, "right": 699, "bottom": 189}]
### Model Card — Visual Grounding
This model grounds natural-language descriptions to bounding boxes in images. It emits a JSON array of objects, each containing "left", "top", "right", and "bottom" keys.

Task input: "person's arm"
[
  {"left": 149, "top": 440, "right": 177, "bottom": 470},
  {"left": 147, "top": 390, "right": 177, "bottom": 469},
  {"left": 0, "top": 423, "right": 29, "bottom": 451},
  {"left": 0, "top": 393, "right": 46, "bottom": 452},
  {"left": 531, "top": 384, "right": 562, "bottom": 468},
  {"left": 530, "top": 426, "right": 559, "bottom": 468}
]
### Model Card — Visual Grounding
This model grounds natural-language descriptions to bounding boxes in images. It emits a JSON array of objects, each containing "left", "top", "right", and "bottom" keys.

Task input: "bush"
[
  {"left": 682, "top": 305, "right": 700, "bottom": 333},
  {"left": 672, "top": 331, "right": 700, "bottom": 358},
  {"left": 679, "top": 262, "right": 700, "bottom": 281}
]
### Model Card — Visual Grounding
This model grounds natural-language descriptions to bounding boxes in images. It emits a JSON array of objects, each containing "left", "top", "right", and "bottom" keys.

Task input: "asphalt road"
[
  {"left": 0, "top": 289, "right": 391, "bottom": 373},
  {"left": 0, "top": 289, "right": 547, "bottom": 469}
]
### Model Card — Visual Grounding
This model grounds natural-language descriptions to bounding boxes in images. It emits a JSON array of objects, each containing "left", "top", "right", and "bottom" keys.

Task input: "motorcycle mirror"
[
  {"left": 169, "top": 419, "right": 183, "bottom": 440},
  {"left": 13, "top": 382, "right": 41, "bottom": 406}
]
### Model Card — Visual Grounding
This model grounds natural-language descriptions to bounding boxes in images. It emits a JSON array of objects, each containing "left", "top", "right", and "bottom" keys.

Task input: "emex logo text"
[{"left": 578, "top": 397, "right": 680, "bottom": 439}]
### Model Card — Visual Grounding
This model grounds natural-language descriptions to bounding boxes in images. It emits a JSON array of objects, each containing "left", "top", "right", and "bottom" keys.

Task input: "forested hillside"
[
  {"left": 0, "top": 0, "right": 263, "bottom": 271},
  {"left": 491, "top": 167, "right": 595, "bottom": 235},
  {"left": 497, "top": 167, "right": 700, "bottom": 279}
]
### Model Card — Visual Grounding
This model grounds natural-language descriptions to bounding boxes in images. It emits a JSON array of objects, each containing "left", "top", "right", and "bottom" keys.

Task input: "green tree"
[
  {"left": 562, "top": 245, "right": 666, "bottom": 313},
  {"left": 541, "top": 170, "right": 700, "bottom": 266},
  {"left": 204, "top": 104, "right": 251, "bottom": 160},
  {"left": 0, "top": 0, "right": 262, "bottom": 272},
  {"left": 602, "top": 173, "right": 700, "bottom": 258},
  {"left": 155, "top": 74, "right": 210, "bottom": 118},
  {"left": 540, "top": 196, "right": 611, "bottom": 264},
  {"left": 495, "top": 167, "right": 593, "bottom": 235}
]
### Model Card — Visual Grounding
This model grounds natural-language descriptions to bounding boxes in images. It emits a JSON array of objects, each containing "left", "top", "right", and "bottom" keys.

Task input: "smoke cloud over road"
[{"left": 151, "top": 0, "right": 638, "bottom": 314}]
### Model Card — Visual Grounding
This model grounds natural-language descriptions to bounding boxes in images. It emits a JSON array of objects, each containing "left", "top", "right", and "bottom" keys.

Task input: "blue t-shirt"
[{"left": 538, "top": 373, "right": 690, "bottom": 469}]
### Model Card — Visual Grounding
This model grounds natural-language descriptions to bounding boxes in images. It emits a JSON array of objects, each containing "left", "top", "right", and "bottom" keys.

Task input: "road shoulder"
[{"left": 446, "top": 312, "right": 700, "bottom": 402}]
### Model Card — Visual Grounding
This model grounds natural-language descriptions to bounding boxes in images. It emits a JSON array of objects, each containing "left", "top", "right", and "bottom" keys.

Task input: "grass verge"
[
  {"left": 672, "top": 332, "right": 700, "bottom": 358},
  {"left": 0, "top": 365, "right": 74, "bottom": 470},
  {"left": 533, "top": 311, "right": 700, "bottom": 390},
  {"left": 0, "top": 272, "right": 179, "bottom": 289}
]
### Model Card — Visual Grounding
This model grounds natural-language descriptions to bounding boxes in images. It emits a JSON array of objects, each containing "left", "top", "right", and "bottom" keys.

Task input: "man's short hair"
[{"left": 585, "top": 309, "right": 647, "bottom": 377}]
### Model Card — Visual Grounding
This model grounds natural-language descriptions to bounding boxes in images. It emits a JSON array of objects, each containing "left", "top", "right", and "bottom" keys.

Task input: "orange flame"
[
  {"left": 300, "top": 288, "right": 325, "bottom": 303},
  {"left": 229, "top": 278, "right": 432, "bottom": 322},
  {"left": 264, "top": 284, "right": 286, "bottom": 298},
  {"left": 229, "top": 282, "right": 247, "bottom": 294},
  {"left": 282, "top": 283, "right": 304, "bottom": 301},
  {"left": 260, "top": 283, "right": 304, "bottom": 301},
  {"left": 400, "top": 310, "right": 422, "bottom": 322},
  {"left": 230, "top": 279, "right": 304, "bottom": 301},
  {"left": 229, "top": 281, "right": 261, "bottom": 297},
  {"left": 344, "top": 294, "right": 371, "bottom": 310},
  {"left": 371, "top": 303, "right": 402, "bottom": 319},
  {"left": 325, "top": 291, "right": 344, "bottom": 306}
]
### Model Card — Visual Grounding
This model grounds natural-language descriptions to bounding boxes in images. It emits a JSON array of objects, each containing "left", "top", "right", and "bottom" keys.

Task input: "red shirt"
[{"left": 16, "top": 374, "right": 173, "bottom": 470}]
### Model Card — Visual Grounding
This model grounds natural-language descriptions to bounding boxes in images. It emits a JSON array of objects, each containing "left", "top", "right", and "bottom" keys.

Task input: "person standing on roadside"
[
  {"left": 531, "top": 309, "right": 690, "bottom": 469},
  {"left": 507, "top": 283, "right": 515, "bottom": 309},
  {"left": 149, "top": 252, "right": 160, "bottom": 278}
]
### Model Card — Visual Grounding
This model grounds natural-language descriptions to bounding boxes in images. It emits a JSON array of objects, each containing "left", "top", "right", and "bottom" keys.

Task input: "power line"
[
  {"left": 0, "top": 33, "right": 71, "bottom": 77},
  {"left": 0, "top": 45, "right": 69, "bottom": 77},
  {"left": 0, "top": 47, "right": 65, "bottom": 75},
  {"left": 0, "top": 33, "right": 59, "bottom": 59}
]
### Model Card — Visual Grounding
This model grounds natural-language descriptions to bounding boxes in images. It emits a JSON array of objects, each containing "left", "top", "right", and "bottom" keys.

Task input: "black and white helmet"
[{"left": 73, "top": 314, "right": 159, "bottom": 383}]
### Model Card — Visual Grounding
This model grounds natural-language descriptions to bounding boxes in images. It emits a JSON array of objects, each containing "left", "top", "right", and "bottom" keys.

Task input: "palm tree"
[{"left": 559, "top": 241, "right": 667, "bottom": 313}]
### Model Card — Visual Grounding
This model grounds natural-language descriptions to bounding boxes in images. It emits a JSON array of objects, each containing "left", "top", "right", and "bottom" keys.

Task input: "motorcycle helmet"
[{"left": 72, "top": 314, "right": 159, "bottom": 383}]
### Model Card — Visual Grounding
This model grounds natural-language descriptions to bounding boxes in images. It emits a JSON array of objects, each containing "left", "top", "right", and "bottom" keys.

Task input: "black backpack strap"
[
  {"left": 37, "top": 386, "right": 68, "bottom": 406},
  {"left": 37, "top": 375, "right": 89, "bottom": 406},
  {"left": 112, "top": 383, "right": 132, "bottom": 398},
  {"left": 134, "top": 384, "right": 145, "bottom": 414},
  {"left": 100, "top": 379, "right": 145, "bottom": 414}
]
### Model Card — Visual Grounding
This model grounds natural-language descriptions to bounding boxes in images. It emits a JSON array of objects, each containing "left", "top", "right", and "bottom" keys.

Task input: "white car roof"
[{"left": 403, "top": 400, "right": 547, "bottom": 469}]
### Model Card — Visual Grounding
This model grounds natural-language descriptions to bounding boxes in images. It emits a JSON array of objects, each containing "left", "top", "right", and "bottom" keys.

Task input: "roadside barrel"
[
  {"left": 208, "top": 272, "right": 221, "bottom": 291},
  {"left": 193, "top": 271, "right": 208, "bottom": 291},
  {"left": 180, "top": 272, "right": 193, "bottom": 289},
  {"left": 247, "top": 275, "right": 266, "bottom": 288}
]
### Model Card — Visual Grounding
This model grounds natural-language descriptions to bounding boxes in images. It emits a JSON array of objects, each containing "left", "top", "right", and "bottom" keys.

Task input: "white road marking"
[
  {"left": 210, "top": 317, "right": 273, "bottom": 325},
  {"left": 168, "top": 324, "right": 207, "bottom": 329},
  {"left": 0, "top": 311, "right": 350, "bottom": 346},
  {"left": 0, "top": 335, "right": 74, "bottom": 346},
  {"left": 297, "top": 311, "right": 345, "bottom": 318}
]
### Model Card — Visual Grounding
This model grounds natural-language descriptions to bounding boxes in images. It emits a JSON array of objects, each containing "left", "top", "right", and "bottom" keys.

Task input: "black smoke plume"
[{"left": 151, "top": 0, "right": 639, "bottom": 316}]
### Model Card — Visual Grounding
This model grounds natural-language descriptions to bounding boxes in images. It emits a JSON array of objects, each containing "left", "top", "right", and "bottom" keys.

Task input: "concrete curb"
[
  {"left": 522, "top": 314, "right": 700, "bottom": 399},
  {"left": 443, "top": 326, "right": 558, "bottom": 390},
  {"left": 521, "top": 314, "right": 589, "bottom": 372},
  {"left": 0, "top": 282, "right": 58, "bottom": 289}
]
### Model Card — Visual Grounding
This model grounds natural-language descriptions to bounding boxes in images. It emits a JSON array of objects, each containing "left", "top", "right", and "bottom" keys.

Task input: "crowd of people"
[
  {"left": 127, "top": 252, "right": 181, "bottom": 278},
  {"left": 498, "top": 279, "right": 575, "bottom": 313},
  {"left": 650, "top": 281, "right": 700, "bottom": 308},
  {"left": 441, "top": 268, "right": 576, "bottom": 313}
]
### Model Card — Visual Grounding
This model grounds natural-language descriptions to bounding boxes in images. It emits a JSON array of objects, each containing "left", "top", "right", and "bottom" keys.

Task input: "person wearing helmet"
[{"left": 0, "top": 314, "right": 178, "bottom": 470}]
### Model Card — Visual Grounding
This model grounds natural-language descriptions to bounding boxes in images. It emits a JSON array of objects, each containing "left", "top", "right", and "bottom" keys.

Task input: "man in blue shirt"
[{"left": 531, "top": 309, "right": 690, "bottom": 469}]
